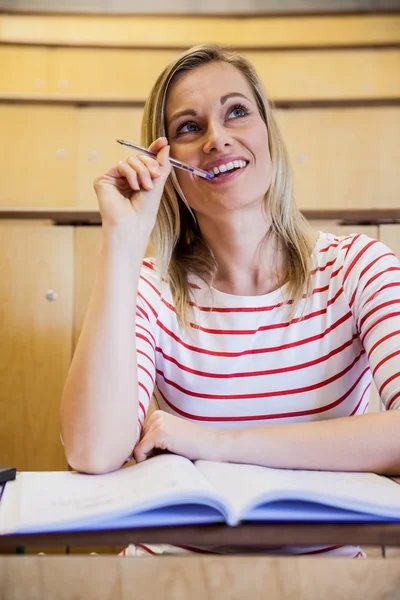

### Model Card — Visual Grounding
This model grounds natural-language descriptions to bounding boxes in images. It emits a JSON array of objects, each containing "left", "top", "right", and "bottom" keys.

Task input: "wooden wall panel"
[
  {"left": 76, "top": 107, "right": 143, "bottom": 208},
  {"left": 2, "top": 45, "right": 399, "bottom": 100},
  {"left": 0, "top": 223, "right": 72, "bottom": 471},
  {"left": 1, "top": 14, "right": 399, "bottom": 48},
  {"left": 0, "top": 105, "right": 78, "bottom": 207},
  {"left": 0, "top": 45, "right": 49, "bottom": 93},
  {"left": 0, "top": 104, "right": 397, "bottom": 211},
  {"left": 276, "top": 107, "right": 400, "bottom": 210}
]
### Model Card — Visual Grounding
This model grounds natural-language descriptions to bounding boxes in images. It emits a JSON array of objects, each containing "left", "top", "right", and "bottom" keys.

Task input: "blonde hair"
[{"left": 141, "top": 44, "right": 315, "bottom": 327}]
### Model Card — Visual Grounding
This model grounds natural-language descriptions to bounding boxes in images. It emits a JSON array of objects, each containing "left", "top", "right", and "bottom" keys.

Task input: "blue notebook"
[{"left": 1, "top": 454, "right": 400, "bottom": 535}]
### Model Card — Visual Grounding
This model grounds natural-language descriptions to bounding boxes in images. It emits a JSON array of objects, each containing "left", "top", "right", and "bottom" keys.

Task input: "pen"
[{"left": 116, "top": 139, "right": 214, "bottom": 180}]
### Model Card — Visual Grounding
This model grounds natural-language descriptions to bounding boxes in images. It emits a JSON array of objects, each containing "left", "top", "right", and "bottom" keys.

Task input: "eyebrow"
[{"left": 168, "top": 92, "right": 251, "bottom": 125}]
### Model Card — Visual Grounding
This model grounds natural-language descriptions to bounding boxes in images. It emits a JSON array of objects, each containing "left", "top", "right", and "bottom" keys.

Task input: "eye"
[
  {"left": 175, "top": 121, "right": 199, "bottom": 136},
  {"left": 227, "top": 104, "right": 248, "bottom": 120}
]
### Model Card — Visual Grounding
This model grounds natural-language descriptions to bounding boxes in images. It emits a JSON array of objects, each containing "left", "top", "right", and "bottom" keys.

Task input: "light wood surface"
[
  {"left": 75, "top": 106, "right": 142, "bottom": 208},
  {"left": 0, "top": 223, "right": 72, "bottom": 470},
  {"left": 0, "top": 104, "right": 78, "bottom": 207},
  {"left": 1, "top": 45, "right": 399, "bottom": 100},
  {"left": 1, "top": 13, "right": 399, "bottom": 48},
  {"left": 276, "top": 107, "right": 400, "bottom": 210},
  {"left": 1, "top": 556, "right": 400, "bottom": 600},
  {"left": 1, "top": 104, "right": 399, "bottom": 211}
]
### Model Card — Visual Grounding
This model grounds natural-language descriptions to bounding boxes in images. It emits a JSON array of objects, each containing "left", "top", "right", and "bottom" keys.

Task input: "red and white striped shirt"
[{"left": 130, "top": 231, "right": 400, "bottom": 558}]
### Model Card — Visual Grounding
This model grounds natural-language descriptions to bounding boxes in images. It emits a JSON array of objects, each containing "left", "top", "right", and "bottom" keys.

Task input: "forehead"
[{"left": 166, "top": 62, "right": 255, "bottom": 118}]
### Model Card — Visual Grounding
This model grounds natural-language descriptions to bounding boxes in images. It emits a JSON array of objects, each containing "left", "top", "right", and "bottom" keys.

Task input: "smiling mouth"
[{"left": 208, "top": 161, "right": 249, "bottom": 180}]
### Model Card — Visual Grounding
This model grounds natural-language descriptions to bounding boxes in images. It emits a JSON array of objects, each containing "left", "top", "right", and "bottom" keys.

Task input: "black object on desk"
[{"left": 0, "top": 467, "right": 16, "bottom": 484}]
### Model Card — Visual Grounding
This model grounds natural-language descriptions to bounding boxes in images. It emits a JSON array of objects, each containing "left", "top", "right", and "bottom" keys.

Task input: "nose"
[{"left": 202, "top": 121, "right": 234, "bottom": 154}]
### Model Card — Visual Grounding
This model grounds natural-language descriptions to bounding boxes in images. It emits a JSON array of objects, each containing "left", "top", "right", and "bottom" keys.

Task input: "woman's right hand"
[{"left": 93, "top": 137, "right": 171, "bottom": 233}]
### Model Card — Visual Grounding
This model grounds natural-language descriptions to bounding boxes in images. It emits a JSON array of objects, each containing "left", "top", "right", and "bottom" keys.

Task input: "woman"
[{"left": 60, "top": 45, "right": 400, "bottom": 558}]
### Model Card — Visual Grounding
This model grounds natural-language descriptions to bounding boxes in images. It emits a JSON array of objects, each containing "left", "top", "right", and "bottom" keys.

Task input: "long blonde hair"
[{"left": 141, "top": 44, "right": 315, "bottom": 327}]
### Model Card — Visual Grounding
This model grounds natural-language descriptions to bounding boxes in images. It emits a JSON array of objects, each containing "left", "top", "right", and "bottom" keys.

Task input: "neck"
[{"left": 196, "top": 207, "right": 286, "bottom": 296}]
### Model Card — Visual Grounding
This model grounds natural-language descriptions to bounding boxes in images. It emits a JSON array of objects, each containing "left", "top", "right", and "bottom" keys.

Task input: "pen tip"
[{"left": 116, "top": 139, "right": 123, "bottom": 144}]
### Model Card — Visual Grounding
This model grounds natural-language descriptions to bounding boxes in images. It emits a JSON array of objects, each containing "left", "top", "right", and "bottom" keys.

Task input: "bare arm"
[
  {"left": 60, "top": 139, "right": 171, "bottom": 474},
  {"left": 217, "top": 410, "right": 400, "bottom": 475},
  {"left": 134, "top": 407, "right": 400, "bottom": 475},
  {"left": 60, "top": 229, "right": 145, "bottom": 474}
]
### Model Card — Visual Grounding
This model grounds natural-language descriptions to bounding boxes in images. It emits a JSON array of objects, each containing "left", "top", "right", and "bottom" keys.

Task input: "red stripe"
[
  {"left": 156, "top": 334, "right": 359, "bottom": 380},
  {"left": 379, "top": 372, "right": 400, "bottom": 396},
  {"left": 177, "top": 285, "right": 332, "bottom": 315},
  {"left": 136, "top": 323, "right": 156, "bottom": 347},
  {"left": 138, "top": 363, "right": 155, "bottom": 385},
  {"left": 367, "top": 329, "right": 400, "bottom": 360},
  {"left": 361, "top": 312, "right": 400, "bottom": 345},
  {"left": 365, "top": 282, "right": 400, "bottom": 307},
  {"left": 137, "top": 348, "right": 155, "bottom": 368},
  {"left": 156, "top": 310, "right": 352, "bottom": 358},
  {"left": 311, "top": 258, "right": 337, "bottom": 274},
  {"left": 138, "top": 401, "right": 146, "bottom": 419},
  {"left": 140, "top": 273, "right": 161, "bottom": 297},
  {"left": 137, "top": 290, "right": 158, "bottom": 319},
  {"left": 142, "top": 260, "right": 156, "bottom": 272},
  {"left": 139, "top": 381, "right": 151, "bottom": 402},
  {"left": 372, "top": 349, "right": 400, "bottom": 377},
  {"left": 156, "top": 350, "right": 364, "bottom": 400},
  {"left": 137, "top": 332, "right": 155, "bottom": 350},
  {"left": 359, "top": 299, "right": 400, "bottom": 331},
  {"left": 319, "top": 243, "right": 340, "bottom": 253},
  {"left": 136, "top": 305, "right": 149, "bottom": 321},
  {"left": 349, "top": 253, "right": 396, "bottom": 307},
  {"left": 360, "top": 267, "right": 400, "bottom": 301},
  {"left": 162, "top": 287, "right": 344, "bottom": 336},
  {"left": 350, "top": 382, "right": 372, "bottom": 416},
  {"left": 156, "top": 367, "right": 369, "bottom": 421},
  {"left": 387, "top": 390, "right": 400, "bottom": 410},
  {"left": 137, "top": 544, "right": 158, "bottom": 556},
  {"left": 343, "top": 239, "right": 377, "bottom": 284}
]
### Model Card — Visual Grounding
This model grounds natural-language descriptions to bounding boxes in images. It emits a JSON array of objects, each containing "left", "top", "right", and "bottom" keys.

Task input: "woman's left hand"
[{"left": 133, "top": 411, "right": 226, "bottom": 463}]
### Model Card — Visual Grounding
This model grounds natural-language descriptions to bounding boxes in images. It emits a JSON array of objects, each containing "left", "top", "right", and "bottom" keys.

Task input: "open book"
[{"left": 1, "top": 454, "right": 400, "bottom": 535}]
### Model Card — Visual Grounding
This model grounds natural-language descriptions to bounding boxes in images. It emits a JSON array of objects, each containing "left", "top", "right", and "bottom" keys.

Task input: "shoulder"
[{"left": 314, "top": 230, "right": 395, "bottom": 271}]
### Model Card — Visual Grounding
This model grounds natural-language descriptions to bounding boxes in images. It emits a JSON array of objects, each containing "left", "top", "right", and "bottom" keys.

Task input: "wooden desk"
[
  {"left": 1, "top": 522, "right": 400, "bottom": 549},
  {"left": 1, "top": 555, "right": 400, "bottom": 600}
]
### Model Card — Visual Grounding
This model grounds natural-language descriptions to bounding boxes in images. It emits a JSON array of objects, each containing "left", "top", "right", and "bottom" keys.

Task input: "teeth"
[{"left": 209, "top": 160, "right": 247, "bottom": 177}]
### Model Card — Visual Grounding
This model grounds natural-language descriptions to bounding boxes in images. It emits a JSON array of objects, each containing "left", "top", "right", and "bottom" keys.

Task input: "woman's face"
[{"left": 165, "top": 61, "right": 272, "bottom": 217}]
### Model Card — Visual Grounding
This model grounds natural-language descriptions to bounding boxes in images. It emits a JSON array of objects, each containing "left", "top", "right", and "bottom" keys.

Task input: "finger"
[
  {"left": 157, "top": 144, "right": 171, "bottom": 171},
  {"left": 134, "top": 434, "right": 156, "bottom": 463},
  {"left": 116, "top": 161, "right": 140, "bottom": 191},
  {"left": 138, "top": 155, "right": 162, "bottom": 179},
  {"left": 125, "top": 156, "right": 153, "bottom": 191},
  {"left": 148, "top": 136, "right": 168, "bottom": 154}
]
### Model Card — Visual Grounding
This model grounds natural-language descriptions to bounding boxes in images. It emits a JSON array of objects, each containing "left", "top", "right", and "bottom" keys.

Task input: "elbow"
[
  {"left": 66, "top": 449, "right": 128, "bottom": 475},
  {"left": 63, "top": 436, "right": 138, "bottom": 475}
]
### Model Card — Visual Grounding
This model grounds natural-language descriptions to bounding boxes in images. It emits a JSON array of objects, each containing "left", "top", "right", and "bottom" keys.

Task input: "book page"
[
  {"left": 195, "top": 461, "right": 400, "bottom": 524},
  {"left": 0, "top": 454, "right": 225, "bottom": 534}
]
